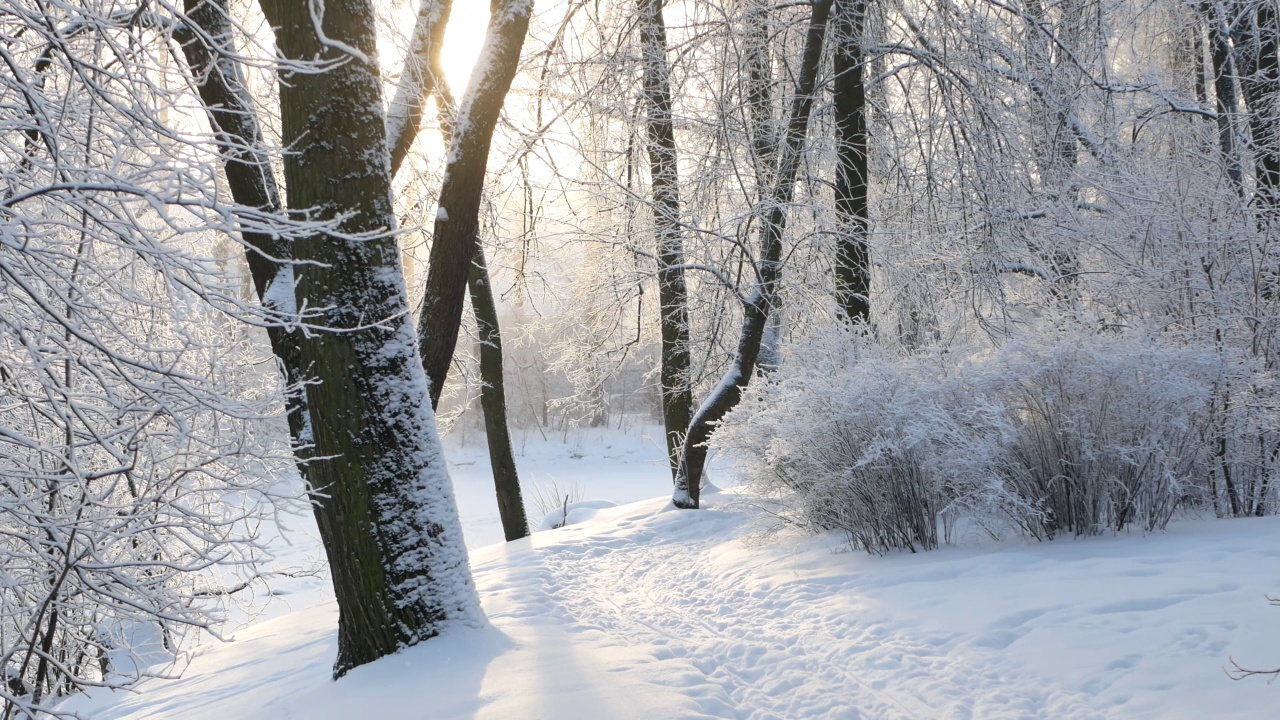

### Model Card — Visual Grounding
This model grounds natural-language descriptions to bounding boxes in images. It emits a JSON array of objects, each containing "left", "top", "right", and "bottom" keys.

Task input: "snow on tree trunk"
[
  {"left": 257, "top": 0, "right": 481, "bottom": 677},
  {"left": 174, "top": 0, "right": 312, "bottom": 473},
  {"left": 418, "top": 0, "right": 533, "bottom": 409}
]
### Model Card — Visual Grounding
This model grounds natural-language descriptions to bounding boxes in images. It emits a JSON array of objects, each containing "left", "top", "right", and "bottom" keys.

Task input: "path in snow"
[{"left": 59, "top": 425, "right": 1280, "bottom": 719}]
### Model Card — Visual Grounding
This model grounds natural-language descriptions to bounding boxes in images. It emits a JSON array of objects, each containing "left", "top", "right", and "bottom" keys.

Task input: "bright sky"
[{"left": 440, "top": 5, "right": 489, "bottom": 94}]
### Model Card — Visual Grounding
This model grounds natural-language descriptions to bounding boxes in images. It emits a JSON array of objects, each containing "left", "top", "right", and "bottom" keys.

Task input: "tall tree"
[
  {"left": 394, "top": 22, "right": 530, "bottom": 542},
  {"left": 639, "top": 0, "right": 694, "bottom": 479},
  {"left": 417, "top": 0, "right": 534, "bottom": 410},
  {"left": 832, "top": 0, "right": 871, "bottom": 324},
  {"left": 256, "top": 0, "right": 480, "bottom": 677},
  {"left": 673, "top": 0, "right": 835, "bottom": 508}
]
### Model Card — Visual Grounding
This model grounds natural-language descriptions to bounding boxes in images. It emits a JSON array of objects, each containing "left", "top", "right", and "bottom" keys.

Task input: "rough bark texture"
[
  {"left": 174, "top": 0, "right": 310, "bottom": 465},
  {"left": 832, "top": 0, "right": 871, "bottom": 325},
  {"left": 673, "top": 0, "right": 834, "bottom": 509},
  {"left": 418, "top": 0, "right": 532, "bottom": 409},
  {"left": 258, "top": 0, "right": 480, "bottom": 677},
  {"left": 639, "top": 0, "right": 693, "bottom": 479}
]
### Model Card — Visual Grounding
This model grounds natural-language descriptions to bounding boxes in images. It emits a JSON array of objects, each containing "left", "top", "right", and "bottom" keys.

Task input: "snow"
[{"left": 61, "top": 424, "right": 1280, "bottom": 719}]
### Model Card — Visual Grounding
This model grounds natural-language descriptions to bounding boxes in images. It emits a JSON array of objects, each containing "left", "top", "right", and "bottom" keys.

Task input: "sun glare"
[{"left": 441, "top": 6, "right": 489, "bottom": 95}]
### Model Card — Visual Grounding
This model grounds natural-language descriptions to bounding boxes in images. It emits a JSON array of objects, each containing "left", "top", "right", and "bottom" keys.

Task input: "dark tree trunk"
[
  {"left": 398, "top": 9, "right": 531, "bottom": 543},
  {"left": 832, "top": 0, "right": 871, "bottom": 325},
  {"left": 1202, "top": 2, "right": 1244, "bottom": 194},
  {"left": 469, "top": 249, "right": 530, "bottom": 540},
  {"left": 174, "top": 0, "right": 310, "bottom": 468},
  {"left": 639, "top": 0, "right": 693, "bottom": 479},
  {"left": 673, "top": 0, "right": 834, "bottom": 508},
  {"left": 418, "top": 0, "right": 533, "bottom": 409},
  {"left": 258, "top": 0, "right": 480, "bottom": 677}
]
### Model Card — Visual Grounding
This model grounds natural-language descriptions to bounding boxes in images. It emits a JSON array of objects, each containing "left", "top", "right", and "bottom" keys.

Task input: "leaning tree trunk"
[
  {"left": 418, "top": 0, "right": 533, "bottom": 409},
  {"left": 257, "top": 0, "right": 480, "bottom": 677},
  {"left": 743, "top": 0, "right": 785, "bottom": 372},
  {"left": 673, "top": 0, "right": 834, "bottom": 508},
  {"left": 174, "top": 0, "right": 310, "bottom": 472},
  {"left": 639, "top": 0, "right": 693, "bottom": 480},
  {"left": 468, "top": 250, "right": 529, "bottom": 540},
  {"left": 832, "top": 0, "right": 871, "bottom": 325},
  {"left": 393, "top": 1, "right": 531, "bottom": 542}
]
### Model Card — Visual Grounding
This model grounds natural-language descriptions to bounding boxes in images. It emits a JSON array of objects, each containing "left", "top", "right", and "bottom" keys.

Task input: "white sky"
[{"left": 440, "top": 5, "right": 489, "bottom": 93}]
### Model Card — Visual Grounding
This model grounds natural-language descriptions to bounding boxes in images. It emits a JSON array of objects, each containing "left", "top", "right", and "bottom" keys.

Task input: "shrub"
[{"left": 715, "top": 322, "right": 1274, "bottom": 550}]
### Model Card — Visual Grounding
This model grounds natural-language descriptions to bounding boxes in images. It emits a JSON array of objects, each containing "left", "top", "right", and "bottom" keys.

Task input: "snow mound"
[
  {"left": 537, "top": 499, "right": 618, "bottom": 531},
  {"left": 63, "top": 492, "right": 1280, "bottom": 719}
]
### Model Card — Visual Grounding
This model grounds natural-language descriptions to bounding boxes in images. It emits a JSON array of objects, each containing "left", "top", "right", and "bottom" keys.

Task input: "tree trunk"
[
  {"left": 397, "top": 5, "right": 531, "bottom": 543},
  {"left": 257, "top": 0, "right": 480, "bottom": 677},
  {"left": 1202, "top": 2, "right": 1244, "bottom": 194},
  {"left": 174, "top": 0, "right": 310, "bottom": 470},
  {"left": 470, "top": 249, "right": 530, "bottom": 540},
  {"left": 832, "top": 0, "right": 871, "bottom": 325},
  {"left": 639, "top": 0, "right": 693, "bottom": 479},
  {"left": 418, "top": 0, "right": 533, "bottom": 409},
  {"left": 673, "top": 0, "right": 834, "bottom": 509},
  {"left": 386, "top": 0, "right": 454, "bottom": 178},
  {"left": 1233, "top": 1, "right": 1280, "bottom": 227}
]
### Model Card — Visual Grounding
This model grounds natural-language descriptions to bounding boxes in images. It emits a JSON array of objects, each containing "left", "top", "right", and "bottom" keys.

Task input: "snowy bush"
[
  {"left": 713, "top": 327, "right": 1016, "bottom": 553},
  {"left": 715, "top": 322, "right": 1279, "bottom": 551},
  {"left": 977, "top": 328, "right": 1219, "bottom": 537}
]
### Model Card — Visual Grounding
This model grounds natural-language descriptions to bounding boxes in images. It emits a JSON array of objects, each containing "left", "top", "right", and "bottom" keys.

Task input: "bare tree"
[
  {"left": 673, "top": 0, "right": 835, "bottom": 509},
  {"left": 639, "top": 0, "right": 694, "bottom": 478}
]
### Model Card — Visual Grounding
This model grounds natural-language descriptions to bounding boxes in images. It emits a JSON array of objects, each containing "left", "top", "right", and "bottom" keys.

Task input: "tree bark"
[
  {"left": 1202, "top": 2, "right": 1244, "bottom": 194},
  {"left": 257, "top": 0, "right": 480, "bottom": 677},
  {"left": 832, "top": 0, "right": 871, "bottom": 325},
  {"left": 418, "top": 0, "right": 533, "bottom": 409},
  {"left": 174, "top": 0, "right": 310, "bottom": 469},
  {"left": 398, "top": 6, "right": 531, "bottom": 542},
  {"left": 639, "top": 0, "right": 693, "bottom": 480},
  {"left": 469, "top": 250, "right": 530, "bottom": 540},
  {"left": 673, "top": 0, "right": 834, "bottom": 508}
]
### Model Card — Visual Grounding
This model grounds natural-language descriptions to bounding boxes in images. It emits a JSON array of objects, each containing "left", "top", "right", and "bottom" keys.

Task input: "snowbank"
[{"left": 63, "top": 488, "right": 1280, "bottom": 719}]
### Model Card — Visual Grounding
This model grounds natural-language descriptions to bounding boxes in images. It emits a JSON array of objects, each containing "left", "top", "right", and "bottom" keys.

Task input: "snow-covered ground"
[{"left": 62, "top": 424, "right": 1280, "bottom": 719}]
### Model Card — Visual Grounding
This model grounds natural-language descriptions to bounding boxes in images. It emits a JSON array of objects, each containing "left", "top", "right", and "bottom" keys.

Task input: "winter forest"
[{"left": 3, "top": 0, "right": 1280, "bottom": 716}]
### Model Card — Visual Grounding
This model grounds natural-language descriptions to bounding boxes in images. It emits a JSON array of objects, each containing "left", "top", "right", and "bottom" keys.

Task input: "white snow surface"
[{"left": 62, "top": 424, "right": 1280, "bottom": 719}]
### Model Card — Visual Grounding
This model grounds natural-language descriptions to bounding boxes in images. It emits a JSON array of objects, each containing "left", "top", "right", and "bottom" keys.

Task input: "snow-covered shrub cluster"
[
  {"left": 712, "top": 327, "right": 1017, "bottom": 553},
  {"left": 715, "top": 324, "right": 1279, "bottom": 552}
]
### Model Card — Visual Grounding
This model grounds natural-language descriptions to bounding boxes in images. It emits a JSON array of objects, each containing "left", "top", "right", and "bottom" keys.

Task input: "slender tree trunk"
[
  {"left": 418, "top": 0, "right": 533, "bottom": 409},
  {"left": 174, "top": 0, "right": 310, "bottom": 469},
  {"left": 673, "top": 0, "right": 834, "bottom": 508},
  {"left": 743, "top": 0, "right": 785, "bottom": 372},
  {"left": 399, "top": 7, "right": 531, "bottom": 542},
  {"left": 832, "top": 0, "right": 871, "bottom": 324},
  {"left": 469, "top": 250, "right": 530, "bottom": 540},
  {"left": 1202, "top": 2, "right": 1244, "bottom": 194},
  {"left": 639, "top": 0, "right": 693, "bottom": 479},
  {"left": 257, "top": 0, "right": 480, "bottom": 677}
]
